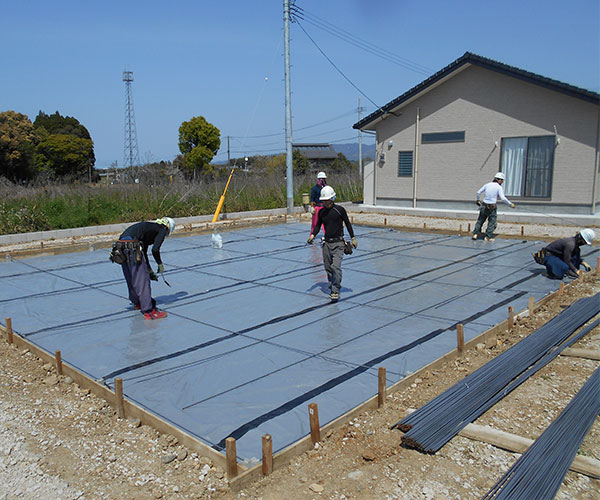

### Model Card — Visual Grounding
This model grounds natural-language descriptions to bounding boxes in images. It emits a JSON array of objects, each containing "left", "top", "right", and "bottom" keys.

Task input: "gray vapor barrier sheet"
[{"left": 2, "top": 223, "right": 591, "bottom": 464}]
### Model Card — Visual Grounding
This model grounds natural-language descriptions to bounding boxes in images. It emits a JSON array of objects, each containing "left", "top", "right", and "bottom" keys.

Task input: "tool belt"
[
  {"left": 109, "top": 239, "right": 143, "bottom": 265},
  {"left": 324, "top": 236, "right": 344, "bottom": 243},
  {"left": 483, "top": 203, "right": 496, "bottom": 214},
  {"left": 532, "top": 248, "right": 547, "bottom": 265}
]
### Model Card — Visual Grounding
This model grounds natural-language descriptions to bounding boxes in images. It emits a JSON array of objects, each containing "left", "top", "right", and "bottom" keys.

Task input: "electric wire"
[
  {"left": 393, "top": 293, "right": 600, "bottom": 453},
  {"left": 290, "top": 5, "right": 432, "bottom": 75}
]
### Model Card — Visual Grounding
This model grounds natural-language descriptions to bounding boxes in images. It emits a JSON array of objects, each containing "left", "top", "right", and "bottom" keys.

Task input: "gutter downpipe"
[
  {"left": 413, "top": 107, "right": 420, "bottom": 208},
  {"left": 592, "top": 108, "right": 599, "bottom": 215}
]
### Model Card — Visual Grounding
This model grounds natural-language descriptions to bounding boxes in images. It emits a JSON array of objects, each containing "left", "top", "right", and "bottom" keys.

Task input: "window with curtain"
[{"left": 500, "top": 136, "right": 555, "bottom": 198}]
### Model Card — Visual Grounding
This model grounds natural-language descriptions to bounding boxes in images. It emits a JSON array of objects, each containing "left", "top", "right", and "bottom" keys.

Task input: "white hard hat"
[
  {"left": 317, "top": 171, "right": 327, "bottom": 179},
  {"left": 319, "top": 185, "right": 336, "bottom": 201},
  {"left": 579, "top": 228, "right": 595, "bottom": 245},
  {"left": 494, "top": 172, "right": 505, "bottom": 180},
  {"left": 156, "top": 217, "right": 176, "bottom": 235}
]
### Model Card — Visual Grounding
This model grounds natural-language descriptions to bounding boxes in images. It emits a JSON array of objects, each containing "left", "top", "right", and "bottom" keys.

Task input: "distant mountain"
[{"left": 332, "top": 143, "right": 376, "bottom": 162}]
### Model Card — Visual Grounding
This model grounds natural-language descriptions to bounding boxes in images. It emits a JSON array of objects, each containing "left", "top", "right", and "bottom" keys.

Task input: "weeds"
[{"left": 0, "top": 172, "right": 362, "bottom": 234}]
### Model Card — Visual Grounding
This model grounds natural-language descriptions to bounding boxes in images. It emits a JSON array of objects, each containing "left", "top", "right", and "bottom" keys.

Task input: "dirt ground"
[{"left": 0, "top": 217, "right": 599, "bottom": 500}]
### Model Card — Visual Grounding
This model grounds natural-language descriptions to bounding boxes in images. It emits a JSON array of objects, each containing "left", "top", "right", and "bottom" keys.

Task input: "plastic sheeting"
[{"left": 0, "top": 223, "right": 576, "bottom": 462}]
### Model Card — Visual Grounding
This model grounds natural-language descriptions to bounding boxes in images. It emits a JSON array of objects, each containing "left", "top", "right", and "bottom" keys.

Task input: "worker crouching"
[
  {"left": 110, "top": 217, "right": 175, "bottom": 319},
  {"left": 532, "top": 229, "right": 595, "bottom": 279}
]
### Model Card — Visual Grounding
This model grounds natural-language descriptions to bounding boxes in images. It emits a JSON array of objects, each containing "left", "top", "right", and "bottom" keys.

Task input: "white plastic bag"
[{"left": 211, "top": 232, "right": 223, "bottom": 249}]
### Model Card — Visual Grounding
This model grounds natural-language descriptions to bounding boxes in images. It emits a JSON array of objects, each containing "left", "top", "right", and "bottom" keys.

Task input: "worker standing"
[
  {"left": 472, "top": 172, "right": 515, "bottom": 241},
  {"left": 110, "top": 217, "right": 175, "bottom": 319},
  {"left": 532, "top": 229, "right": 595, "bottom": 279},
  {"left": 307, "top": 186, "right": 357, "bottom": 302},
  {"left": 309, "top": 171, "right": 328, "bottom": 235}
]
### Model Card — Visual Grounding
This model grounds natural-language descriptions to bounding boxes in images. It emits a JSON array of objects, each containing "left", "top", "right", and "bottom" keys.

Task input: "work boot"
[
  {"left": 329, "top": 291, "right": 339, "bottom": 302},
  {"left": 144, "top": 309, "right": 167, "bottom": 320},
  {"left": 133, "top": 303, "right": 141, "bottom": 310},
  {"left": 484, "top": 236, "right": 495, "bottom": 242},
  {"left": 471, "top": 234, "right": 477, "bottom": 240}
]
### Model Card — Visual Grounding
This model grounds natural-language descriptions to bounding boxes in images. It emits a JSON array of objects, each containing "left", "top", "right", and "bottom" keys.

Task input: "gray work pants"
[{"left": 322, "top": 240, "right": 344, "bottom": 293}]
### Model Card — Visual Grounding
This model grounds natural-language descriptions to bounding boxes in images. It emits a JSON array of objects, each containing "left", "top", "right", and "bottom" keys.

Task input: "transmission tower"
[{"left": 122, "top": 71, "right": 140, "bottom": 175}]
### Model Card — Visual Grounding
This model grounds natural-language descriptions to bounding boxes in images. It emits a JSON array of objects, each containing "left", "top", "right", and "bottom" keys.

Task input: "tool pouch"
[
  {"left": 484, "top": 203, "right": 496, "bottom": 214},
  {"left": 109, "top": 242, "right": 126, "bottom": 264},
  {"left": 343, "top": 239, "right": 353, "bottom": 255}
]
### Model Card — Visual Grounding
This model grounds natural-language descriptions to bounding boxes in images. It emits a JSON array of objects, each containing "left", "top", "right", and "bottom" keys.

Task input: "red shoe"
[
  {"left": 133, "top": 303, "right": 141, "bottom": 310},
  {"left": 144, "top": 309, "right": 167, "bottom": 320}
]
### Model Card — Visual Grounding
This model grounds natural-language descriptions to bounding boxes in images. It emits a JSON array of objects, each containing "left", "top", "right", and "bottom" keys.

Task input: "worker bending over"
[
  {"left": 110, "top": 217, "right": 175, "bottom": 319},
  {"left": 532, "top": 229, "right": 595, "bottom": 279},
  {"left": 472, "top": 172, "right": 515, "bottom": 241},
  {"left": 307, "top": 186, "right": 357, "bottom": 302}
]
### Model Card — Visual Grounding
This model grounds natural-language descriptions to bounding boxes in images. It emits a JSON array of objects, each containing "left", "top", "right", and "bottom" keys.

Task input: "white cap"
[
  {"left": 317, "top": 171, "right": 327, "bottom": 179},
  {"left": 494, "top": 172, "right": 505, "bottom": 180},
  {"left": 579, "top": 228, "right": 595, "bottom": 245}
]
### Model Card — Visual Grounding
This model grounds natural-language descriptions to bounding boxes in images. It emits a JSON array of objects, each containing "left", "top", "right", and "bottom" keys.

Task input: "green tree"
[
  {"left": 292, "top": 150, "right": 310, "bottom": 174},
  {"left": 34, "top": 111, "right": 91, "bottom": 139},
  {"left": 0, "top": 111, "right": 37, "bottom": 181},
  {"left": 330, "top": 152, "right": 354, "bottom": 172},
  {"left": 34, "top": 134, "right": 95, "bottom": 180},
  {"left": 178, "top": 116, "right": 220, "bottom": 177}
]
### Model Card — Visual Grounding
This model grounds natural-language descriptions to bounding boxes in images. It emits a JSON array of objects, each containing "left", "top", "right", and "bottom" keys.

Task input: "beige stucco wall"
[{"left": 372, "top": 65, "right": 599, "bottom": 212}]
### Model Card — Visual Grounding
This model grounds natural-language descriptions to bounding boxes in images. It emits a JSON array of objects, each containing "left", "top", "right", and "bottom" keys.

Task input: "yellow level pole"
[{"left": 212, "top": 169, "right": 235, "bottom": 223}]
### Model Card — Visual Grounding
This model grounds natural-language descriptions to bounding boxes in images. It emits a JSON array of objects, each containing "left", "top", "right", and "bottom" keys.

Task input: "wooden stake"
[
  {"left": 384, "top": 218, "right": 387, "bottom": 226},
  {"left": 423, "top": 222, "right": 427, "bottom": 229},
  {"left": 284, "top": 214, "right": 288, "bottom": 223},
  {"left": 55, "top": 350, "right": 63, "bottom": 376},
  {"left": 40, "top": 241, "right": 44, "bottom": 249},
  {"left": 114, "top": 378, "right": 125, "bottom": 419},
  {"left": 528, "top": 297, "right": 534, "bottom": 317},
  {"left": 308, "top": 403, "right": 321, "bottom": 444},
  {"left": 508, "top": 306, "right": 514, "bottom": 330},
  {"left": 261, "top": 434, "right": 273, "bottom": 476},
  {"left": 559, "top": 282, "right": 564, "bottom": 296},
  {"left": 596, "top": 256, "right": 600, "bottom": 272},
  {"left": 377, "top": 367, "right": 386, "bottom": 408},
  {"left": 520, "top": 226, "right": 524, "bottom": 236},
  {"left": 5, "top": 317, "right": 13, "bottom": 345},
  {"left": 468, "top": 223, "right": 471, "bottom": 233},
  {"left": 457, "top": 324, "right": 464, "bottom": 355},
  {"left": 226, "top": 437, "right": 238, "bottom": 478},
  {"left": 459, "top": 224, "right": 463, "bottom": 233},
  {"left": 351, "top": 216, "right": 354, "bottom": 224},
  {"left": 578, "top": 269, "right": 584, "bottom": 280}
]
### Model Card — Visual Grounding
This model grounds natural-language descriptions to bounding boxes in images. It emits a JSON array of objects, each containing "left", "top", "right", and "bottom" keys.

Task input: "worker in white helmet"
[
  {"left": 309, "top": 171, "right": 328, "bottom": 235},
  {"left": 532, "top": 229, "right": 595, "bottom": 279},
  {"left": 307, "top": 186, "right": 357, "bottom": 302},
  {"left": 472, "top": 172, "right": 515, "bottom": 241},
  {"left": 109, "top": 217, "right": 175, "bottom": 319}
]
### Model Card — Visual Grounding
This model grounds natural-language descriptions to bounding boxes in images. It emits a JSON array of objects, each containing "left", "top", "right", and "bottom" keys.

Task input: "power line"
[
  {"left": 293, "top": 19, "right": 381, "bottom": 110},
  {"left": 292, "top": 6, "right": 432, "bottom": 76}
]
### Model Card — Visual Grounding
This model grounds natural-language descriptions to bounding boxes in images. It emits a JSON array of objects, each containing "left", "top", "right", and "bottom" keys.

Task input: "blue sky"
[{"left": 2, "top": 0, "right": 598, "bottom": 169}]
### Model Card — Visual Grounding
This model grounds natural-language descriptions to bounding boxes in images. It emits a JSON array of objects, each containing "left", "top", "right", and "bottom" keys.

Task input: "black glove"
[
  {"left": 149, "top": 271, "right": 158, "bottom": 281},
  {"left": 476, "top": 200, "right": 482, "bottom": 207},
  {"left": 307, "top": 234, "right": 315, "bottom": 245}
]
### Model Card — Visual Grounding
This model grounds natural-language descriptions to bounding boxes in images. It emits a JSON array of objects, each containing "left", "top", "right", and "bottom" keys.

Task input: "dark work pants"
[
  {"left": 322, "top": 240, "right": 344, "bottom": 293},
  {"left": 543, "top": 253, "right": 582, "bottom": 279},
  {"left": 121, "top": 253, "right": 154, "bottom": 313},
  {"left": 473, "top": 205, "right": 497, "bottom": 238}
]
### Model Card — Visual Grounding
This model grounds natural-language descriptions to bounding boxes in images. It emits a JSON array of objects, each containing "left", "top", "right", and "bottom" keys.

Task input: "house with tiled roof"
[{"left": 353, "top": 52, "right": 600, "bottom": 215}]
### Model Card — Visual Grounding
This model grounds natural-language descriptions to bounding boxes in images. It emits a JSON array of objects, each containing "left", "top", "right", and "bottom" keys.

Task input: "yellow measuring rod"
[{"left": 212, "top": 169, "right": 235, "bottom": 223}]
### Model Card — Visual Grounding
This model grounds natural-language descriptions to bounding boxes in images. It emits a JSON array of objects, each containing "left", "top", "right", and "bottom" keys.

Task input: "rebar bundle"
[
  {"left": 482, "top": 366, "right": 600, "bottom": 500},
  {"left": 394, "top": 292, "right": 600, "bottom": 453}
]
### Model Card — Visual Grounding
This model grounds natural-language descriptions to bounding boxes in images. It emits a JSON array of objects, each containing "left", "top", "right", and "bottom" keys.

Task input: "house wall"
[{"left": 372, "top": 65, "right": 599, "bottom": 214}]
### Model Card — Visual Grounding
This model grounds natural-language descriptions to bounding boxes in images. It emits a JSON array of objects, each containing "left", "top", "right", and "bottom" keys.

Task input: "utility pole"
[
  {"left": 284, "top": 0, "right": 294, "bottom": 214},
  {"left": 227, "top": 136, "right": 231, "bottom": 166},
  {"left": 123, "top": 71, "right": 140, "bottom": 181},
  {"left": 358, "top": 97, "right": 363, "bottom": 179}
]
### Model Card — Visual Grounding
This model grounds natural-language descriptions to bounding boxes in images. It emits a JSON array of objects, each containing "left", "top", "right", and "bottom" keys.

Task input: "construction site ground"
[{"left": 0, "top": 212, "right": 599, "bottom": 500}]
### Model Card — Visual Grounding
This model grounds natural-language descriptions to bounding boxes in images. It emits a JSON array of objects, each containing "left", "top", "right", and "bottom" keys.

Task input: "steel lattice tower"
[{"left": 122, "top": 71, "right": 140, "bottom": 172}]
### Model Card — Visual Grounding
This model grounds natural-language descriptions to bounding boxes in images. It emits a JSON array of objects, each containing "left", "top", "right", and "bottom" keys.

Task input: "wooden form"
[{"left": 0, "top": 275, "right": 584, "bottom": 491}]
